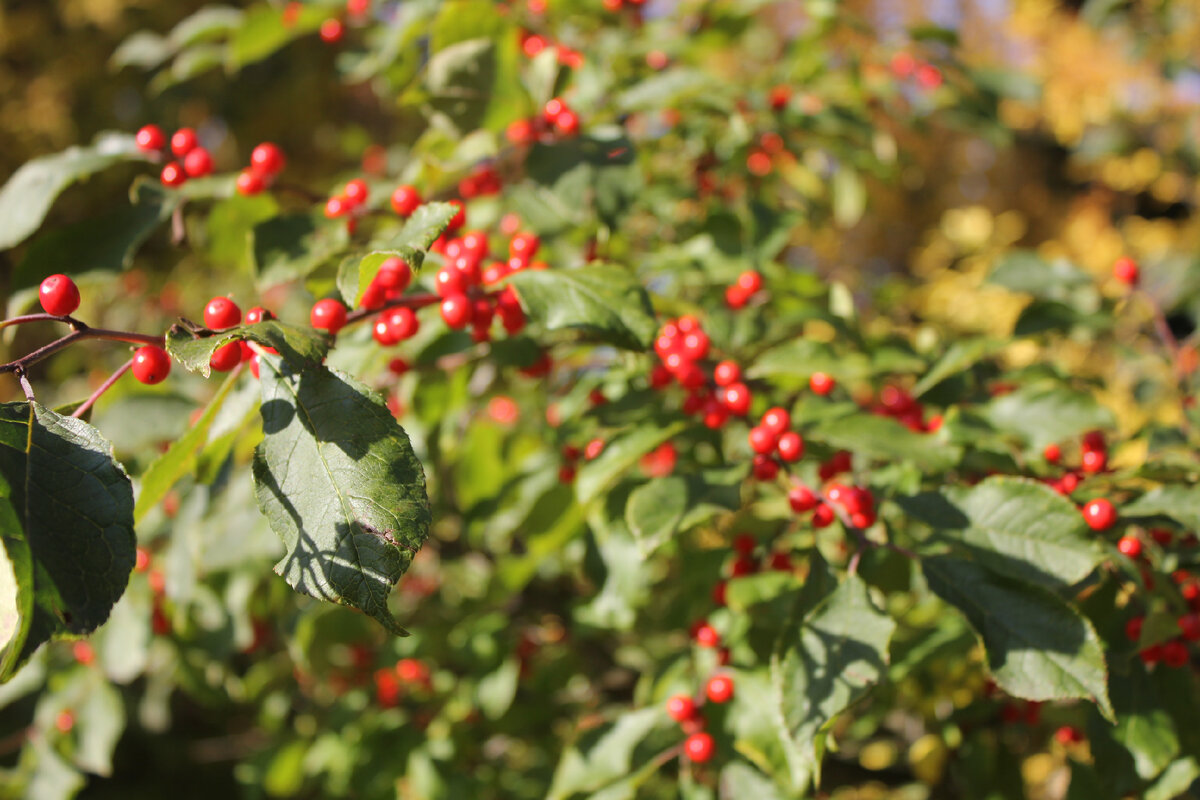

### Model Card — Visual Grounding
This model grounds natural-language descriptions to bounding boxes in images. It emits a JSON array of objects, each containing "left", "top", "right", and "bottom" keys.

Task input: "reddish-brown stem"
[
  {"left": 0, "top": 326, "right": 163, "bottom": 375},
  {"left": 0, "top": 313, "right": 79, "bottom": 331},
  {"left": 73, "top": 359, "right": 133, "bottom": 418}
]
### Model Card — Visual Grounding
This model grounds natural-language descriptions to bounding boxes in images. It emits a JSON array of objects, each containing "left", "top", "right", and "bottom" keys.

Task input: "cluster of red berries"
[
  {"left": 1124, "top": 612, "right": 1197, "bottom": 669},
  {"left": 288, "top": 0, "right": 371, "bottom": 44},
  {"left": 235, "top": 142, "right": 287, "bottom": 196},
  {"left": 197, "top": 295, "right": 277, "bottom": 376},
  {"left": 1044, "top": 429, "right": 1108, "bottom": 478},
  {"left": 723, "top": 270, "right": 764, "bottom": 309},
  {"left": 135, "top": 125, "right": 213, "bottom": 188},
  {"left": 746, "top": 131, "right": 790, "bottom": 177},
  {"left": 323, "top": 177, "right": 374, "bottom": 231},
  {"left": 889, "top": 52, "right": 943, "bottom": 89},
  {"left": 601, "top": 0, "right": 646, "bottom": 12},
  {"left": 867, "top": 384, "right": 941, "bottom": 433},
  {"left": 505, "top": 97, "right": 580, "bottom": 146},
  {"left": 373, "top": 657, "right": 432, "bottom": 708},
  {"left": 458, "top": 164, "right": 503, "bottom": 199},
  {"left": 519, "top": 32, "right": 584, "bottom": 68},
  {"left": 664, "top": 653, "right": 736, "bottom": 764},
  {"left": 710, "top": 534, "right": 795, "bottom": 604}
]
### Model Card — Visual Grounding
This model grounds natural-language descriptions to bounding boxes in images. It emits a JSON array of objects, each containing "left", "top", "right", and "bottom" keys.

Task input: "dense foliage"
[{"left": 1, "top": 0, "right": 1200, "bottom": 798}]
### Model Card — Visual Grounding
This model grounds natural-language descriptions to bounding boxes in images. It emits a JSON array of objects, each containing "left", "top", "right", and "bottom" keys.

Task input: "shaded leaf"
[
  {"left": 252, "top": 213, "right": 349, "bottom": 287},
  {"left": 923, "top": 556, "right": 1113, "bottom": 720},
  {"left": 1122, "top": 485, "right": 1200, "bottom": 530},
  {"left": 983, "top": 381, "right": 1114, "bottom": 449},
  {"left": 165, "top": 319, "right": 330, "bottom": 378},
  {"left": 508, "top": 266, "right": 657, "bottom": 350},
  {"left": 252, "top": 361, "right": 430, "bottom": 634}
]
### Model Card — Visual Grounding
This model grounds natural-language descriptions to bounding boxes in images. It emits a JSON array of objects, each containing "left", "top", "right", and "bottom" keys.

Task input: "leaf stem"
[
  {"left": 0, "top": 313, "right": 79, "bottom": 332},
  {"left": 72, "top": 359, "right": 133, "bottom": 418}
]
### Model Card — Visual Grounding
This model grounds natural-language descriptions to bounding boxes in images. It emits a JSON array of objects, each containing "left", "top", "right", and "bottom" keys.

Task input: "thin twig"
[
  {"left": 16, "top": 370, "right": 35, "bottom": 402},
  {"left": 343, "top": 292, "right": 441, "bottom": 326},
  {"left": 0, "top": 326, "right": 162, "bottom": 376},
  {"left": 0, "top": 313, "right": 78, "bottom": 332},
  {"left": 73, "top": 359, "right": 133, "bottom": 418}
]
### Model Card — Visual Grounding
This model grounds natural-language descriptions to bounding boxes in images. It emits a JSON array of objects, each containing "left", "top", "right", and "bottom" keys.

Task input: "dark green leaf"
[
  {"left": 901, "top": 477, "right": 1105, "bottom": 588},
  {"left": 923, "top": 556, "right": 1113, "bottom": 720},
  {"left": 0, "top": 133, "right": 146, "bottom": 251},
  {"left": 625, "top": 469, "right": 743, "bottom": 555},
  {"left": 165, "top": 319, "right": 330, "bottom": 378},
  {"left": 338, "top": 202, "right": 459, "bottom": 307},
  {"left": 0, "top": 403, "right": 135, "bottom": 681},
  {"left": 811, "top": 413, "right": 962, "bottom": 470},
  {"left": 424, "top": 38, "right": 496, "bottom": 134},
  {"left": 252, "top": 213, "right": 349, "bottom": 287},
  {"left": 1122, "top": 485, "right": 1200, "bottom": 530},
  {"left": 508, "top": 265, "right": 658, "bottom": 350},
  {"left": 252, "top": 361, "right": 430, "bottom": 634}
]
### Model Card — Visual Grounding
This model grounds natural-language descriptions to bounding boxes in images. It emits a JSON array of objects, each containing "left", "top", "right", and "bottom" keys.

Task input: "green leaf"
[
  {"left": 988, "top": 251, "right": 1092, "bottom": 297},
  {"left": 546, "top": 708, "right": 663, "bottom": 800},
  {"left": 922, "top": 556, "right": 1114, "bottom": 721},
  {"left": 1109, "top": 665, "right": 1179, "bottom": 781},
  {"left": 338, "top": 202, "right": 459, "bottom": 307},
  {"left": 1122, "top": 485, "right": 1200, "bottom": 530},
  {"left": 748, "top": 339, "right": 872, "bottom": 382},
  {"left": 574, "top": 420, "right": 687, "bottom": 504},
  {"left": 912, "top": 338, "right": 1000, "bottom": 397},
  {"left": 0, "top": 132, "right": 146, "bottom": 251},
  {"left": 625, "top": 470, "right": 743, "bottom": 555},
  {"left": 476, "top": 658, "right": 520, "bottom": 720},
  {"left": 134, "top": 369, "right": 241, "bottom": 523},
  {"left": 811, "top": 413, "right": 962, "bottom": 471},
  {"left": 424, "top": 38, "right": 497, "bottom": 134},
  {"left": 1145, "top": 758, "right": 1200, "bottom": 800},
  {"left": 252, "top": 361, "right": 431, "bottom": 634},
  {"left": 252, "top": 213, "right": 350, "bottom": 288},
  {"left": 227, "top": 3, "right": 326, "bottom": 70},
  {"left": 167, "top": 5, "right": 244, "bottom": 48},
  {"left": 507, "top": 266, "right": 658, "bottom": 350},
  {"left": 983, "top": 381, "right": 1114, "bottom": 449},
  {"left": 0, "top": 403, "right": 135, "bottom": 681},
  {"left": 718, "top": 762, "right": 785, "bottom": 800},
  {"left": 165, "top": 319, "right": 330, "bottom": 378},
  {"left": 899, "top": 476, "right": 1105, "bottom": 588},
  {"left": 770, "top": 575, "right": 895, "bottom": 791},
  {"left": 14, "top": 182, "right": 176, "bottom": 291}
]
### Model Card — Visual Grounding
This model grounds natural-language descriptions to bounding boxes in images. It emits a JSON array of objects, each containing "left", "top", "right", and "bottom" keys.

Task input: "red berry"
[
  {"left": 311, "top": 298, "right": 349, "bottom": 334},
  {"left": 752, "top": 453, "right": 779, "bottom": 481},
  {"left": 748, "top": 426, "right": 778, "bottom": 455},
  {"left": 812, "top": 503, "right": 835, "bottom": 528},
  {"left": 204, "top": 296, "right": 242, "bottom": 330},
  {"left": 391, "top": 185, "right": 421, "bottom": 216},
  {"left": 250, "top": 142, "right": 286, "bottom": 176},
  {"left": 736, "top": 270, "right": 762, "bottom": 294},
  {"left": 183, "top": 147, "right": 213, "bottom": 178},
  {"left": 320, "top": 18, "right": 344, "bottom": 43},
  {"left": 1054, "top": 725, "right": 1083, "bottom": 745},
  {"left": 776, "top": 432, "right": 804, "bottom": 462},
  {"left": 209, "top": 341, "right": 242, "bottom": 372},
  {"left": 440, "top": 294, "right": 472, "bottom": 329},
  {"left": 1163, "top": 639, "right": 1189, "bottom": 668},
  {"left": 236, "top": 169, "right": 265, "bottom": 196},
  {"left": 761, "top": 407, "right": 790, "bottom": 435},
  {"left": 789, "top": 485, "right": 818, "bottom": 513},
  {"left": 72, "top": 641, "right": 95, "bottom": 666},
  {"left": 810, "top": 372, "right": 835, "bottom": 396},
  {"left": 160, "top": 162, "right": 186, "bottom": 187},
  {"left": 170, "top": 128, "right": 198, "bottom": 157},
  {"left": 713, "top": 360, "right": 740, "bottom": 387},
  {"left": 1082, "top": 498, "right": 1117, "bottom": 531},
  {"left": 584, "top": 438, "right": 605, "bottom": 461},
  {"left": 721, "top": 382, "right": 752, "bottom": 416},
  {"left": 325, "top": 195, "right": 349, "bottom": 218},
  {"left": 55, "top": 711, "right": 75, "bottom": 734},
  {"left": 1081, "top": 449, "right": 1107, "bottom": 474},
  {"left": 344, "top": 178, "right": 369, "bottom": 205},
  {"left": 386, "top": 307, "right": 419, "bottom": 341},
  {"left": 1117, "top": 535, "right": 1142, "bottom": 559},
  {"left": 666, "top": 695, "right": 695, "bottom": 722},
  {"left": 705, "top": 674, "right": 734, "bottom": 704},
  {"left": 135, "top": 124, "right": 165, "bottom": 152},
  {"left": 694, "top": 623, "right": 720, "bottom": 648},
  {"left": 376, "top": 257, "right": 412, "bottom": 292},
  {"left": 543, "top": 98, "right": 566, "bottom": 123},
  {"left": 506, "top": 118, "right": 537, "bottom": 146},
  {"left": 554, "top": 109, "right": 580, "bottom": 136},
  {"left": 39, "top": 274, "right": 80, "bottom": 316},
  {"left": 733, "top": 533, "right": 756, "bottom": 555},
  {"left": 509, "top": 232, "right": 540, "bottom": 260},
  {"left": 131, "top": 345, "right": 171, "bottom": 385},
  {"left": 245, "top": 306, "right": 273, "bottom": 325},
  {"left": 1081, "top": 430, "right": 1106, "bottom": 453},
  {"left": 1113, "top": 256, "right": 1140, "bottom": 286},
  {"left": 1043, "top": 443, "right": 1062, "bottom": 464},
  {"left": 683, "top": 732, "right": 715, "bottom": 763},
  {"left": 1179, "top": 614, "right": 1200, "bottom": 642}
]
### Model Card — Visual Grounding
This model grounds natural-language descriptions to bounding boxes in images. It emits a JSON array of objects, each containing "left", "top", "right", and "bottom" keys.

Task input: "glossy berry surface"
[
  {"left": 705, "top": 674, "right": 734, "bottom": 704},
  {"left": 131, "top": 346, "right": 171, "bottom": 385},
  {"left": 208, "top": 341, "right": 242, "bottom": 372},
  {"left": 310, "top": 298, "right": 348, "bottom": 334},
  {"left": 440, "top": 295, "right": 472, "bottom": 329},
  {"left": 1116, "top": 536, "right": 1142, "bottom": 558},
  {"left": 204, "top": 297, "right": 242, "bottom": 330},
  {"left": 1113, "top": 256, "right": 1139, "bottom": 286},
  {"left": 183, "top": 147, "right": 213, "bottom": 177},
  {"left": 665, "top": 695, "right": 695, "bottom": 722},
  {"left": 683, "top": 732, "right": 714, "bottom": 763},
  {"left": 810, "top": 372, "right": 835, "bottom": 395},
  {"left": 250, "top": 142, "right": 286, "bottom": 175},
  {"left": 39, "top": 274, "right": 80, "bottom": 316},
  {"left": 170, "top": 128, "right": 198, "bottom": 157},
  {"left": 391, "top": 185, "right": 421, "bottom": 216},
  {"left": 1082, "top": 498, "right": 1117, "bottom": 531},
  {"left": 135, "top": 124, "right": 165, "bottom": 152}
]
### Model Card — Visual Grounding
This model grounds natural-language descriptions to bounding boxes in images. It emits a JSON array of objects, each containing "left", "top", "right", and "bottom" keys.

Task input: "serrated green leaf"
[
  {"left": 923, "top": 556, "right": 1113, "bottom": 721},
  {"left": 1122, "top": 485, "right": 1200, "bottom": 530},
  {"left": 165, "top": 319, "right": 329, "bottom": 378},
  {"left": 770, "top": 575, "right": 895, "bottom": 791},
  {"left": 134, "top": 368, "right": 242, "bottom": 523},
  {"left": 811, "top": 413, "right": 962, "bottom": 470},
  {"left": 252, "top": 361, "right": 430, "bottom": 634},
  {"left": 508, "top": 265, "right": 658, "bottom": 350},
  {"left": 0, "top": 133, "right": 146, "bottom": 251},
  {"left": 983, "top": 381, "right": 1114, "bottom": 449},
  {"left": 0, "top": 403, "right": 135, "bottom": 681},
  {"left": 900, "top": 477, "right": 1105, "bottom": 588}
]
